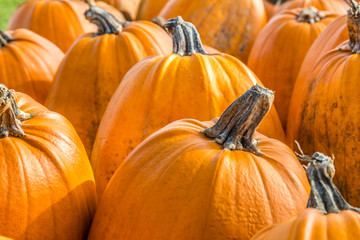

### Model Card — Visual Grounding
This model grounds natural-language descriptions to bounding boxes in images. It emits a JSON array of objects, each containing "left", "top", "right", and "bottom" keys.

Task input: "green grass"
[{"left": 0, "top": 0, "right": 26, "bottom": 30}]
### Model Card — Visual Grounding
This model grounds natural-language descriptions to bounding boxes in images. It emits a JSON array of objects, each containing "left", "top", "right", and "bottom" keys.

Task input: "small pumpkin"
[
  {"left": 247, "top": 7, "right": 339, "bottom": 128},
  {"left": 91, "top": 17, "right": 285, "bottom": 198},
  {"left": 88, "top": 85, "right": 309, "bottom": 240},
  {"left": 279, "top": 0, "right": 349, "bottom": 14},
  {"left": 159, "top": 0, "right": 267, "bottom": 62},
  {"left": 0, "top": 29, "right": 64, "bottom": 104},
  {"left": 286, "top": 0, "right": 360, "bottom": 205},
  {"left": 0, "top": 84, "right": 97, "bottom": 239},
  {"left": 45, "top": 7, "right": 172, "bottom": 157},
  {"left": 251, "top": 150, "right": 360, "bottom": 240},
  {"left": 287, "top": 14, "right": 347, "bottom": 143},
  {"left": 8, "top": 0, "right": 96, "bottom": 53}
]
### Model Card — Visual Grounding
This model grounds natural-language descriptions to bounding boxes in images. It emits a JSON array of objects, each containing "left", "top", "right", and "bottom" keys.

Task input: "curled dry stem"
[
  {"left": 295, "top": 143, "right": 360, "bottom": 214},
  {"left": 0, "top": 84, "right": 32, "bottom": 138},
  {"left": 201, "top": 84, "right": 274, "bottom": 155}
]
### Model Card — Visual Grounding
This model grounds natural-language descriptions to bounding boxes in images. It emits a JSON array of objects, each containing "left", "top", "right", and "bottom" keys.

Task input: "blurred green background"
[{"left": 0, "top": 0, "right": 25, "bottom": 29}]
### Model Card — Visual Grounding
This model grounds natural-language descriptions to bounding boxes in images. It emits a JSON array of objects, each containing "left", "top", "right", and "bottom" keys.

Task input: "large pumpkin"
[
  {"left": 247, "top": 7, "right": 339, "bottom": 128},
  {"left": 286, "top": 1, "right": 360, "bottom": 205},
  {"left": 252, "top": 151, "right": 360, "bottom": 240},
  {"left": 279, "top": 0, "right": 349, "bottom": 14},
  {"left": 45, "top": 7, "right": 172, "bottom": 157},
  {"left": 91, "top": 17, "right": 285, "bottom": 198},
  {"left": 137, "top": 0, "right": 169, "bottom": 20},
  {"left": 0, "top": 29, "right": 63, "bottom": 104},
  {"left": 7, "top": 0, "right": 96, "bottom": 53},
  {"left": 0, "top": 84, "right": 97, "bottom": 239},
  {"left": 88, "top": 85, "right": 309, "bottom": 240},
  {"left": 159, "top": 0, "right": 266, "bottom": 62},
  {"left": 287, "top": 14, "right": 347, "bottom": 144}
]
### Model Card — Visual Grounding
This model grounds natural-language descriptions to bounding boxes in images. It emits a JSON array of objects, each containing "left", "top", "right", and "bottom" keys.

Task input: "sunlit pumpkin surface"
[
  {"left": 8, "top": 0, "right": 96, "bottom": 52},
  {"left": 91, "top": 52, "right": 286, "bottom": 199},
  {"left": 89, "top": 118, "right": 309, "bottom": 240},
  {"left": 0, "top": 29, "right": 64, "bottom": 104},
  {"left": 46, "top": 19, "right": 172, "bottom": 157},
  {"left": 252, "top": 207, "right": 360, "bottom": 239},
  {"left": 0, "top": 92, "right": 97, "bottom": 239}
]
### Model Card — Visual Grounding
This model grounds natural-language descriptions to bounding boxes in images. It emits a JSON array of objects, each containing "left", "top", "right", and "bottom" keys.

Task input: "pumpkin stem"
[
  {"left": 163, "top": 16, "right": 207, "bottom": 56},
  {"left": 297, "top": 7, "right": 325, "bottom": 24},
  {"left": 345, "top": 0, "right": 360, "bottom": 53},
  {"left": 0, "top": 30, "right": 11, "bottom": 48},
  {"left": 0, "top": 84, "right": 32, "bottom": 138},
  {"left": 266, "top": 0, "right": 289, "bottom": 6},
  {"left": 201, "top": 85, "right": 274, "bottom": 155},
  {"left": 83, "top": 0, "right": 95, "bottom": 6},
  {"left": 295, "top": 149, "right": 360, "bottom": 214},
  {"left": 85, "top": 6, "right": 127, "bottom": 36},
  {"left": 152, "top": 16, "right": 167, "bottom": 29}
]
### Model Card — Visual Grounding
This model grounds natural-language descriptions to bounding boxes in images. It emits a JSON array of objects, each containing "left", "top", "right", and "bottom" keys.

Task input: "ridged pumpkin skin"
[
  {"left": 285, "top": 43, "right": 360, "bottom": 205},
  {"left": 8, "top": 0, "right": 96, "bottom": 53},
  {"left": 159, "top": 0, "right": 266, "bottom": 62},
  {"left": 279, "top": 0, "right": 348, "bottom": 14},
  {"left": 247, "top": 8, "right": 339, "bottom": 128},
  {"left": 0, "top": 92, "right": 97, "bottom": 239},
  {"left": 46, "top": 18, "right": 172, "bottom": 157},
  {"left": 0, "top": 29, "right": 64, "bottom": 104},
  {"left": 91, "top": 52, "right": 286, "bottom": 198},
  {"left": 252, "top": 150, "right": 360, "bottom": 240},
  {"left": 137, "top": 0, "right": 169, "bottom": 20},
  {"left": 252, "top": 208, "right": 360, "bottom": 240},
  {"left": 97, "top": 0, "right": 141, "bottom": 19},
  {"left": 287, "top": 14, "right": 347, "bottom": 144},
  {"left": 89, "top": 118, "right": 309, "bottom": 240},
  {"left": 95, "top": 1, "right": 125, "bottom": 20},
  {"left": 263, "top": 0, "right": 280, "bottom": 20}
]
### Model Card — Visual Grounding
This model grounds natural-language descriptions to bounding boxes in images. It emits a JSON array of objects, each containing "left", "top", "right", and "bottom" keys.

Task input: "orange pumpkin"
[
  {"left": 137, "top": 0, "right": 169, "bottom": 20},
  {"left": 96, "top": 0, "right": 141, "bottom": 20},
  {"left": 88, "top": 85, "right": 309, "bottom": 240},
  {"left": 8, "top": 0, "right": 96, "bottom": 53},
  {"left": 0, "top": 84, "right": 97, "bottom": 239},
  {"left": 263, "top": 0, "right": 289, "bottom": 19},
  {"left": 279, "top": 0, "right": 349, "bottom": 14},
  {"left": 252, "top": 151, "right": 360, "bottom": 240},
  {"left": 0, "top": 29, "right": 64, "bottom": 104},
  {"left": 94, "top": 0, "right": 125, "bottom": 19},
  {"left": 286, "top": 1, "right": 360, "bottom": 205},
  {"left": 247, "top": 7, "right": 339, "bottom": 128},
  {"left": 287, "top": 14, "right": 347, "bottom": 144},
  {"left": 45, "top": 7, "right": 172, "bottom": 157},
  {"left": 159, "top": 0, "right": 266, "bottom": 62},
  {"left": 91, "top": 17, "right": 285, "bottom": 198}
]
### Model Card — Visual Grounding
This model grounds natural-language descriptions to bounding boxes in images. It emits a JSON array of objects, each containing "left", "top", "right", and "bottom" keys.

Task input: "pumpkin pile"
[{"left": 1, "top": 0, "right": 360, "bottom": 239}]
